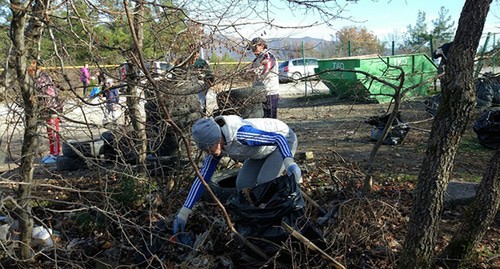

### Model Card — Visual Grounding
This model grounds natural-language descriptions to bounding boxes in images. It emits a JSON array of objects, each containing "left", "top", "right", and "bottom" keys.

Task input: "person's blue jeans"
[{"left": 263, "top": 94, "right": 279, "bottom": 118}]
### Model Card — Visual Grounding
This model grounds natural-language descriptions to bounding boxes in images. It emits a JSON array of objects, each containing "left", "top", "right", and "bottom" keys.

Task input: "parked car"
[
  {"left": 118, "top": 61, "right": 173, "bottom": 80},
  {"left": 278, "top": 58, "right": 318, "bottom": 83}
]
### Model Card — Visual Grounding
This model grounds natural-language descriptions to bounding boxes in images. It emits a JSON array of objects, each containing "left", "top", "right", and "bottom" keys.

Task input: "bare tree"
[
  {"left": 124, "top": 0, "right": 148, "bottom": 169},
  {"left": 398, "top": 1, "right": 493, "bottom": 268},
  {"left": 9, "top": 0, "right": 50, "bottom": 262}
]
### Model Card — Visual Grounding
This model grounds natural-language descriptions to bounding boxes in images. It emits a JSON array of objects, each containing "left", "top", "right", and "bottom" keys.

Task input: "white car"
[{"left": 278, "top": 58, "right": 318, "bottom": 83}]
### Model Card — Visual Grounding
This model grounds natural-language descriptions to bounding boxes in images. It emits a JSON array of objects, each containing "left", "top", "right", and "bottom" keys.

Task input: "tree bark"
[
  {"left": 398, "top": 1, "right": 492, "bottom": 268},
  {"left": 124, "top": 0, "right": 148, "bottom": 170},
  {"left": 10, "top": 0, "right": 41, "bottom": 262},
  {"left": 437, "top": 149, "right": 499, "bottom": 269}
]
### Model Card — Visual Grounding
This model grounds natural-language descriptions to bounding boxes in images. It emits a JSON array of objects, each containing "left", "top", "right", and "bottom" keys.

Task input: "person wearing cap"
[
  {"left": 247, "top": 37, "right": 280, "bottom": 118},
  {"left": 173, "top": 115, "right": 301, "bottom": 240},
  {"left": 100, "top": 79, "right": 120, "bottom": 123}
]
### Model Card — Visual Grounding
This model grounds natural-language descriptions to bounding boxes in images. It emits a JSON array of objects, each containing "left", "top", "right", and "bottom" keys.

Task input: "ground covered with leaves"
[{"left": 0, "top": 95, "right": 498, "bottom": 268}]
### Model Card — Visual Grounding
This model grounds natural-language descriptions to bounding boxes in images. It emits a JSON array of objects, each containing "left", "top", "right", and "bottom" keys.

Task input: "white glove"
[{"left": 283, "top": 157, "right": 302, "bottom": 184}]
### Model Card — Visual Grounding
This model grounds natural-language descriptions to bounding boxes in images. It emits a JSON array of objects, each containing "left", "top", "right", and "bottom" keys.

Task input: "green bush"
[
  {"left": 112, "top": 175, "right": 154, "bottom": 209},
  {"left": 71, "top": 210, "right": 107, "bottom": 234}
]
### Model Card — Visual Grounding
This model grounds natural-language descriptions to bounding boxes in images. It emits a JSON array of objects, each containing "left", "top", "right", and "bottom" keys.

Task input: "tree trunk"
[
  {"left": 10, "top": 0, "right": 38, "bottom": 262},
  {"left": 133, "top": 0, "right": 147, "bottom": 168},
  {"left": 437, "top": 149, "right": 499, "bottom": 269},
  {"left": 398, "top": 1, "right": 492, "bottom": 268},
  {"left": 124, "top": 0, "right": 147, "bottom": 169}
]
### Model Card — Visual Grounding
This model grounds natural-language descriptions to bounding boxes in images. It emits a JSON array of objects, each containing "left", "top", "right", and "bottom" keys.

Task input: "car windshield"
[{"left": 290, "top": 58, "right": 316, "bottom": 65}]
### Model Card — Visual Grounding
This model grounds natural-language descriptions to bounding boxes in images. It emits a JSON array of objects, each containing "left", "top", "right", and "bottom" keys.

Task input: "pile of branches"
[{"left": 1, "top": 151, "right": 497, "bottom": 268}]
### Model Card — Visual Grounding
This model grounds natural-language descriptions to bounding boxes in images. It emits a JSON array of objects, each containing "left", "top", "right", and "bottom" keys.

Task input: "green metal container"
[{"left": 316, "top": 54, "right": 438, "bottom": 103}]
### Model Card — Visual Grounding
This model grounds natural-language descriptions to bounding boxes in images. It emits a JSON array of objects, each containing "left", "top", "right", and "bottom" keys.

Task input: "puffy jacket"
[{"left": 251, "top": 50, "right": 279, "bottom": 95}]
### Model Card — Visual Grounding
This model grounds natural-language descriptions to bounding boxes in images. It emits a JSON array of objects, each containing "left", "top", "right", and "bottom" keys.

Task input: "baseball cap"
[{"left": 247, "top": 37, "right": 266, "bottom": 50}]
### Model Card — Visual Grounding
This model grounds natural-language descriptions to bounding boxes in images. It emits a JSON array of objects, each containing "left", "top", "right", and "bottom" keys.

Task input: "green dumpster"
[{"left": 315, "top": 54, "right": 438, "bottom": 103}]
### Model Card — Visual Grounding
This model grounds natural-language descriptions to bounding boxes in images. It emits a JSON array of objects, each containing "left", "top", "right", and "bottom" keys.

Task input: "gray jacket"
[{"left": 216, "top": 115, "right": 294, "bottom": 161}]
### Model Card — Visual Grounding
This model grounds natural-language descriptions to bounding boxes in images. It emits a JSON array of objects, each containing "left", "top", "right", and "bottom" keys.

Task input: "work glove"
[
  {"left": 173, "top": 206, "right": 192, "bottom": 245},
  {"left": 283, "top": 157, "right": 302, "bottom": 184}
]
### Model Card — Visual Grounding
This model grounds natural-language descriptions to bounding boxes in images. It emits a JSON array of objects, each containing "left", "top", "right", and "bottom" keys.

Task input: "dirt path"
[{"left": 279, "top": 95, "right": 492, "bottom": 181}]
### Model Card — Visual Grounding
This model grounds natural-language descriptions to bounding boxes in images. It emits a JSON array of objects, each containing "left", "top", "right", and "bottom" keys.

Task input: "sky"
[{"left": 246, "top": 0, "right": 499, "bottom": 44}]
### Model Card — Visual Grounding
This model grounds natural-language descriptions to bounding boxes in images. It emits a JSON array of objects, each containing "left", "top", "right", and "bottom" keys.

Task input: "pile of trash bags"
[
  {"left": 476, "top": 73, "right": 500, "bottom": 107},
  {"left": 473, "top": 109, "right": 500, "bottom": 149},
  {"left": 425, "top": 72, "right": 500, "bottom": 116},
  {"left": 366, "top": 113, "right": 410, "bottom": 145}
]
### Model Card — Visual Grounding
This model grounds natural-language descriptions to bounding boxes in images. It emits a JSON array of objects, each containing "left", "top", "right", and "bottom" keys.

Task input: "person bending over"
[{"left": 173, "top": 115, "right": 301, "bottom": 238}]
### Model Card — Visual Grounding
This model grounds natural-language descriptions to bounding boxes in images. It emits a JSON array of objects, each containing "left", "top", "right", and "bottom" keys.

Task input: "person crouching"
[{"left": 172, "top": 115, "right": 301, "bottom": 241}]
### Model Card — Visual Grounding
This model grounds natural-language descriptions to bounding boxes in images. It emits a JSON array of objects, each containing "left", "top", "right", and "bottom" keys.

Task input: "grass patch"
[
  {"left": 458, "top": 137, "right": 489, "bottom": 153},
  {"left": 449, "top": 173, "right": 484, "bottom": 183}
]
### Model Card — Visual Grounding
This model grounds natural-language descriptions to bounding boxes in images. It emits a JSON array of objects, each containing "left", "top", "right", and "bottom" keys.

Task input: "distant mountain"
[
  {"left": 268, "top": 36, "right": 327, "bottom": 47},
  {"left": 266, "top": 37, "right": 328, "bottom": 60}
]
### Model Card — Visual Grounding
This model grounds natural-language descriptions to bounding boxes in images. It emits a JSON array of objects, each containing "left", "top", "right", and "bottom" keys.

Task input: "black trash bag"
[
  {"left": 366, "top": 113, "right": 410, "bottom": 145},
  {"left": 476, "top": 77, "right": 494, "bottom": 107},
  {"left": 227, "top": 174, "right": 304, "bottom": 226},
  {"left": 426, "top": 74, "right": 500, "bottom": 113},
  {"left": 483, "top": 72, "right": 500, "bottom": 105},
  {"left": 226, "top": 174, "right": 325, "bottom": 267},
  {"left": 473, "top": 109, "right": 500, "bottom": 149}
]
